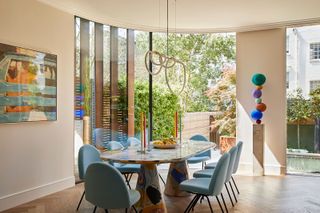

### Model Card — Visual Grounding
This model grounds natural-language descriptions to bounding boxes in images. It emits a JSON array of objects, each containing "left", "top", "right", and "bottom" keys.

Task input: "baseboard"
[
  {"left": 0, "top": 176, "right": 75, "bottom": 211},
  {"left": 264, "top": 164, "right": 286, "bottom": 175},
  {"left": 238, "top": 162, "right": 286, "bottom": 176}
]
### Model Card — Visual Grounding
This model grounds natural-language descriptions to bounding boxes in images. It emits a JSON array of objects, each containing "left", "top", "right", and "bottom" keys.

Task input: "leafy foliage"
[
  {"left": 309, "top": 87, "right": 320, "bottom": 118},
  {"left": 206, "top": 69, "right": 236, "bottom": 136},
  {"left": 119, "top": 80, "right": 182, "bottom": 140},
  {"left": 135, "top": 33, "right": 236, "bottom": 112},
  {"left": 287, "top": 88, "right": 312, "bottom": 123}
]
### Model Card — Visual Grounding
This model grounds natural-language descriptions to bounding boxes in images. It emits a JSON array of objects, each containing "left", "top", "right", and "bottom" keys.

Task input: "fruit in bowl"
[{"left": 153, "top": 138, "right": 177, "bottom": 149}]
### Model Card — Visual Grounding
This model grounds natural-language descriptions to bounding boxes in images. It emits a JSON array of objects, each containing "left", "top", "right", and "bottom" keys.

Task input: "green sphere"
[
  {"left": 255, "top": 98, "right": 262, "bottom": 104},
  {"left": 252, "top": 73, "right": 266, "bottom": 86}
]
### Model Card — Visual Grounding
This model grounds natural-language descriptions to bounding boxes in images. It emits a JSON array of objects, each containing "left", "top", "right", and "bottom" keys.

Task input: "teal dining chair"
[
  {"left": 180, "top": 152, "right": 230, "bottom": 213},
  {"left": 77, "top": 144, "right": 102, "bottom": 211},
  {"left": 202, "top": 141, "right": 243, "bottom": 195},
  {"left": 85, "top": 162, "right": 140, "bottom": 213},
  {"left": 231, "top": 141, "right": 243, "bottom": 194},
  {"left": 193, "top": 146, "right": 239, "bottom": 209},
  {"left": 187, "top": 134, "right": 211, "bottom": 169},
  {"left": 105, "top": 141, "right": 141, "bottom": 189}
]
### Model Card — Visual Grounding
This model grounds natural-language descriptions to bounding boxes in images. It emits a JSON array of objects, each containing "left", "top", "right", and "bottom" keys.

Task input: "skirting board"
[
  {"left": 0, "top": 176, "right": 75, "bottom": 211},
  {"left": 238, "top": 162, "right": 286, "bottom": 176},
  {"left": 264, "top": 164, "right": 286, "bottom": 176}
]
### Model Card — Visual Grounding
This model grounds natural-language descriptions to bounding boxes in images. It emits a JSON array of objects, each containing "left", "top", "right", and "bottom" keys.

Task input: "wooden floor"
[{"left": 3, "top": 174, "right": 320, "bottom": 213}]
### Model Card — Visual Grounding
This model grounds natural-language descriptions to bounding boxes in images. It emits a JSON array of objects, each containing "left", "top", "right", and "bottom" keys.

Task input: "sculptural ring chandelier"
[
  {"left": 144, "top": 50, "right": 186, "bottom": 95},
  {"left": 144, "top": 0, "right": 187, "bottom": 96}
]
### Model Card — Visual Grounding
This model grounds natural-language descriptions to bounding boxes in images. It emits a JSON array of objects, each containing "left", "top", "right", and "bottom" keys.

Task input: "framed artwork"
[{"left": 0, "top": 43, "right": 57, "bottom": 123}]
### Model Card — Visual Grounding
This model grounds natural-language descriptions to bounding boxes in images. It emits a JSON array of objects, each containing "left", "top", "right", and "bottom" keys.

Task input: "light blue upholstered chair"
[
  {"left": 193, "top": 146, "right": 239, "bottom": 209},
  {"left": 106, "top": 141, "right": 141, "bottom": 189},
  {"left": 202, "top": 141, "right": 243, "bottom": 195},
  {"left": 77, "top": 144, "right": 101, "bottom": 211},
  {"left": 231, "top": 141, "right": 243, "bottom": 194},
  {"left": 187, "top": 134, "right": 211, "bottom": 169},
  {"left": 180, "top": 153, "right": 230, "bottom": 213},
  {"left": 85, "top": 162, "right": 140, "bottom": 213}
]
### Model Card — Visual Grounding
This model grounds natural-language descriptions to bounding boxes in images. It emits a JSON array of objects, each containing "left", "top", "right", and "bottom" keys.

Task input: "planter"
[{"left": 219, "top": 136, "right": 236, "bottom": 154}]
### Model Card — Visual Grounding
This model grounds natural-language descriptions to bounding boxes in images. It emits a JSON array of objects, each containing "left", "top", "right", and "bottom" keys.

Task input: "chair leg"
[
  {"left": 93, "top": 206, "right": 97, "bottom": 213},
  {"left": 76, "top": 190, "right": 85, "bottom": 211},
  {"left": 231, "top": 176, "right": 240, "bottom": 194},
  {"left": 123, "top": 173, "right": 132, "bottom": 189},
  {"left": 125, "top": 208, "right": 127, "bottom": 213},
  {"left": 105, "top": 209, "right": 109, "bottom": 213},
  {"left": 215, "top": 196, "right": 224, "bottom": 213},
  {"left": 159, "top": 174, "right": 166, "bottom": 184},
  {"left": 189, "top": 195, "right": 202, "bottom": 213},
  {"left": 220, "top": 193, "right": 229, "bottom": 213},
  {"left": 224, "top": 183, "right": 234, "bottom": 207},
  {"left": 132, "top": 205, "right": 138, "bottom": 213},
  {"left": 205, "top": 196, "right": 214, "bottom": 213},
  {"left": 184, "top": 194, "right": 200, "bottom": 213},
  {"left": 229, "top": 181, "right": 238, "bottom": 203}
]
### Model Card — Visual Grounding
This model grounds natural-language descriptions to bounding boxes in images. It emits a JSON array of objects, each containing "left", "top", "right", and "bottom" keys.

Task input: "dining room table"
[{"left": 100, "top": 140, "right": 216, "bottom": 213}]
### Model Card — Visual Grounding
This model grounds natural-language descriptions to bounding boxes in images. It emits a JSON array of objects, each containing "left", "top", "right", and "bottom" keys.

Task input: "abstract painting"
[{"left": 0, "top": 43, "right": 57, "bottom": 123}]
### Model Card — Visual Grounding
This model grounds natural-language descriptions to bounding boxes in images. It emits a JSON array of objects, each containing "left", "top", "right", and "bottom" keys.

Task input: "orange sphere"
[
  {"left": 256, "top": 85, "right": 263, "bottom": 90},
  {"left": 256, "top": 103, "right": 267, "bottom": 112}
]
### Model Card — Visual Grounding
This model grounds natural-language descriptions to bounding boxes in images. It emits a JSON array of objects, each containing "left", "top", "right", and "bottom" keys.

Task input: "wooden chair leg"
[{"left": 93, "top": 206, "right": 97, "bottom": 213}]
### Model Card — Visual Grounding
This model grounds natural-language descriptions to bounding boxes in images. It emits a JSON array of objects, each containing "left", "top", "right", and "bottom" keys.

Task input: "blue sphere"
[{"left": 251, "top": 109, "right": 263, "bottom": 120}]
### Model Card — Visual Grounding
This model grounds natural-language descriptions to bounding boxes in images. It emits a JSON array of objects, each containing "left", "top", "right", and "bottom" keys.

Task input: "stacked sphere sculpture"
[{"left": 251, "top": 73, "right": 267, "bottom": 124}]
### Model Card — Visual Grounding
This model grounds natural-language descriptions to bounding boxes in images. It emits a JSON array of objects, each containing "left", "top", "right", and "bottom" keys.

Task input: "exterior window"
[
  {"left": 310, "top": 42, "right": 320, "bottom": 61},
  {"left": 310, "top": 80, "right": 320, "bottom": 92},
  {"left": 286, "top": 36, "right": 290, "bottom": 54}
]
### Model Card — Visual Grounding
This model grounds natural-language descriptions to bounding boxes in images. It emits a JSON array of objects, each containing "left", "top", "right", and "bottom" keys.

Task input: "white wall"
[
  {"left": 236, "top": 29, "right": 287, "bottom": 175},
  {"left": 0, "top": 0, "right": 74, "bottom": 210}
]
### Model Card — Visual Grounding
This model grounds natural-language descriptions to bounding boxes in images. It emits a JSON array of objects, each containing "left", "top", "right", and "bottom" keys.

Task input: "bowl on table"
[{"left": 153, "top": 138, "right": 177, "bottom": 149}]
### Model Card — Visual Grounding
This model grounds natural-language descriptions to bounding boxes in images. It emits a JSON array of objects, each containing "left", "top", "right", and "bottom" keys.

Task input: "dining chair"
[
  {"left": 192, "top": 146, "right": 239, "bottom": 210},
  {"left": 85, "top": 162, "right": 140, "bottom": 213},
  {"left": 77, "top": 144, "right": 102, "bottom": 211},
  {"left": 106, "top": 141, "right": 141, "bottom": 189},
  {"left": 231, "top": 141, "right": 243, "bottom": 195},
  {"left": 201, "top": 142, "right": 243, "bottom": 194},
  {"left": 180, "top": 152, "right": 230, "bottom": 213},
  {"left": 187, "top": 134, "right": 211, "bottom": 169}
]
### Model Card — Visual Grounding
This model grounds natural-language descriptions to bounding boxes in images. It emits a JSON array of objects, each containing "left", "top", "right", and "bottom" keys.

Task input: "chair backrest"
[
  {"left": 209, "top": 152, "right": 230, "bottom": 196},
  {"left": 127, "top": 137, "right": 141, "bottom": 147},
  {"left": 233, "top": 141, "right": 243, "bottom": 174},
  {"left": 225, "top": 146, "right": 238, "bottom": 182},
  {"left": 105, "top": 141, "right": 124, "bottom": 151},
  {"left": 78, "top": 144, "right": 101, "bottom": 180},
  {"left": 85, "top": 162, "right": 131, "bottom": 209},
  {"left": 190, "top": 134, "right": 211, "bottom": 158}
]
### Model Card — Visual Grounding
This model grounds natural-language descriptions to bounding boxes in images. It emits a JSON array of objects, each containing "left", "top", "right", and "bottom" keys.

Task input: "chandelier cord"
[{"left": 166, "top": 0, "right": 169, "bottom": 56}]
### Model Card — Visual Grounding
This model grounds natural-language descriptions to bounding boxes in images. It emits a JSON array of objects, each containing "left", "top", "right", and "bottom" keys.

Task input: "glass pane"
[
  {"left": 134, "top": 31, "right": 149, "bottom": 141},
  {"left": 286, "top": 25, "right": 320, "bottom": 174}
]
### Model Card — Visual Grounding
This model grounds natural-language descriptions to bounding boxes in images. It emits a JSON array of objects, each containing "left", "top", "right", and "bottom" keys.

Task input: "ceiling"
[{"left": 39, "top": 0, "right": 320, "bottom": 33}]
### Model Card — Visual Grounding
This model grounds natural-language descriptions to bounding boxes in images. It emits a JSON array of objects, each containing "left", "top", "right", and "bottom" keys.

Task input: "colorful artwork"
[
  {"left": 0, "top": 43, "right": 57, "bottom": 123},
  {"left": 251, "top": 73, "right": 267, "bottom": 124}
]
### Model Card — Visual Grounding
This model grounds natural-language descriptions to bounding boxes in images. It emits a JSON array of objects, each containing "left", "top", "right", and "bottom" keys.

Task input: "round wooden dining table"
[{"left": 100, "top": 140, "right": 215, "bottom": 213}]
